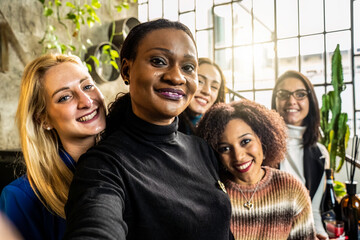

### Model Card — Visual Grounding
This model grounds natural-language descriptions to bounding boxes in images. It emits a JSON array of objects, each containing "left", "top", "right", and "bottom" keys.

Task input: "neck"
[
  {"left": 234, "top": 168, "right": 265, "bottom": 186},
  {"left": 61, "top": 136, "right": 96, "bottom": 162}
]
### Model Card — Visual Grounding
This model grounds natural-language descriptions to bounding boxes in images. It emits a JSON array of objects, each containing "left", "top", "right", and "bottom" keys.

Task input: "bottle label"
[
  {"left": 326, "top": 179, "right": 333, "bottom": 184},
  {"left": 321, "top": 209, "right": 337, "bottom": 222}
]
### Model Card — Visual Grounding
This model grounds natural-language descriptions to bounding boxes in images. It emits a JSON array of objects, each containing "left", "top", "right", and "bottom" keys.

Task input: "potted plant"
[{"left": 320, "top": 44, "right": 350, "bottom": 197}]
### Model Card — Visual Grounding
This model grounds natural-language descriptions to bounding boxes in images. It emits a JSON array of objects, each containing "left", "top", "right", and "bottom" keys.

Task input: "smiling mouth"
[
  {"left": 195, "top": 97, "right": 208, "bottom": 106},
  {"left": 77, "top": 110, "right": 98, "bottom": 122},
  {"left": 156, "top": 88, "right": 185, "bottom": 100},
  {"left": 234, "top": 160, "right": 253, "bottom": 173},
  {"left": 286, "top": 109, "right": 299, "bottom": 113}
]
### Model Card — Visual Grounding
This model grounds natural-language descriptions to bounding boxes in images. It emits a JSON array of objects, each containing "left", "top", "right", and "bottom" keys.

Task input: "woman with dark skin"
[
  {"left": 178, "top": 58, "right": 226, "bottom": 135},
  {"left": 64, "top": 19, "right": 233, "bottom": 240},
  {"left": 197, "top": 99, "right": 316, "bottom": 240},
  {"left": 271, "top": 70, "right": 330, "bottom": 239}
]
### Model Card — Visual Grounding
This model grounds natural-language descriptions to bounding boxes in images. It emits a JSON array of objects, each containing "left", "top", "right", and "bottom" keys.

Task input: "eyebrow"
[
  {"left": 147, "top": 47, "right": 197, "bottom": 60},
  {"left": 51, "top": 77, "right": 89, "bottom": 98},
  {"left": 198, "top": 74, "right": 221, "bottom": 84},
  {"left": 218, "top": 133, "right": 251, "bottom": 145}
]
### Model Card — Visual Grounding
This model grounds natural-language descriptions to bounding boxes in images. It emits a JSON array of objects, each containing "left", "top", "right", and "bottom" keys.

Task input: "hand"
[{"left": 316, "top": 233, "right": 328, "bottom": 240}]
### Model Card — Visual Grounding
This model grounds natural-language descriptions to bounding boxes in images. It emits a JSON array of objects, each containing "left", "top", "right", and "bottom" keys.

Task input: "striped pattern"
[{"left": 226, "top": 166, "right": 316, "bottom": 240}]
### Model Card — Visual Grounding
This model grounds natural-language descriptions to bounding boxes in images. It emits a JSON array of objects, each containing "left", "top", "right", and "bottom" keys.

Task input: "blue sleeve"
[{"left": 0, "top": 178, "right": 45, "bottom": 240}]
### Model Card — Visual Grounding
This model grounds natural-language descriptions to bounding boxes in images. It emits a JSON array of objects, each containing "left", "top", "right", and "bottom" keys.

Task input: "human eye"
[
  {"left": 150, "top": 57, "right": 167, "bottom": 67},
  {"left": 211, "top": 84, "right": 219, "bottom": 91},
  {"left": 57, "top": 95, "right": 71, "bottom": 103},
  {"left": 240, "top": 138, "right": 251, "bottom": 146},
  {"left": 182, "top": 63, "right": 195, "bottom": 73},
  {"left": 198, "top": 78, "right": 204, "bottom": 85},
  {"left": 295, "top": 90, "right": 308, "bottom": 99},
  {"left": 83, "top": 84, "right": 94, "bottom": 91},
  {"left": 217, "top": 145, "right": 231, "bottom": 154},
  {"left": 276, "top": 90, "right": 289, "bottom": 99}
]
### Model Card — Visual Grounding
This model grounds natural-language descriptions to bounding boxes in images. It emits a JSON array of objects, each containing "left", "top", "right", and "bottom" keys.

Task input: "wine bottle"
[
  {"left": 340, "top": 181, "right": 360, "bottom": 239},
  {"left": 320, "top": 169, "right": 341, "bottom": 229}
]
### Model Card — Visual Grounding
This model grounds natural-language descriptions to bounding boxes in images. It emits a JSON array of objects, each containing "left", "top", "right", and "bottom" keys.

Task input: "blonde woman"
[{"left": 0, "top": 54, "right": 106, "bottom": 240}]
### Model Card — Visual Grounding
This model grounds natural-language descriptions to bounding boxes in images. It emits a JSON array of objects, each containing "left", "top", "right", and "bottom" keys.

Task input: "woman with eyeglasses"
[{"left": 271, "top": 70, "right": 330, "bottom": 240}]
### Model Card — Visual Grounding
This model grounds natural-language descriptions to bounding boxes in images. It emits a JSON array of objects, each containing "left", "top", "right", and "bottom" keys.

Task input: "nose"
[
  {"left": 233, "top": 146, "right": 246, "bottom": 162},
  {"left": 77, "top": 91, "right": 93, "bottom": 109},
  {"left": 200, "top": 80, "right": 211, "bottom": 96},
  {"left": 287, "top": 94, "right": 297, "bottom": 104},
  {"left": 163, "top": 66, "right": 186, "bottom": 85}
]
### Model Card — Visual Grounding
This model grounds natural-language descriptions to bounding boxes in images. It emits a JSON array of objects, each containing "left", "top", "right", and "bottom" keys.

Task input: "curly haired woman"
[{"left": 197, "top": 99, "right": 316, "bottom": 240}]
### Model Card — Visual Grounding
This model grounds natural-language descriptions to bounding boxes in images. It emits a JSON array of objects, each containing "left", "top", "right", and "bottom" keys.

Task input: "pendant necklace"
[{"left": 238, "top": 179, "right": 261, "bottom": 210}]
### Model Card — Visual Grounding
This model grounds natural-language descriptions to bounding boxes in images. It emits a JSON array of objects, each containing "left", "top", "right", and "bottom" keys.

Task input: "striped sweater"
[{"left": 225, "top": 166, "right": 316, "bottom": 240}]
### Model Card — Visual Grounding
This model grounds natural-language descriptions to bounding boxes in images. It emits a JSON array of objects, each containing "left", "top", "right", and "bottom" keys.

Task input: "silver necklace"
[{"left": 237, "top": 180, "right": 261, "bottom": 210}]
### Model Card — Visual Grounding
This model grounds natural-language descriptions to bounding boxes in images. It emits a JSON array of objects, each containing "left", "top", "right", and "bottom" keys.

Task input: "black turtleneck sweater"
[{"left": 64, "top": 107, "right": 232, "bottom": 240}]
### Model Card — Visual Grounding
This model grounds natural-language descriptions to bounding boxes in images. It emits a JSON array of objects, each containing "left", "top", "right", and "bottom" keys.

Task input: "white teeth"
[
  {"left": 238, "top": 161, "right": 251, "bottom": 170},
  {"left": 78, "top": 110, "right": 97, "bottom": 122},
  {"left": 167, "top": 92, "right": 180, "bottom": 96},
  {"left": 197, "top": 98, "right": 207, "bottom": 104},
  {"left": 286, "top": 109, "right": 298, "bottom": 113}
]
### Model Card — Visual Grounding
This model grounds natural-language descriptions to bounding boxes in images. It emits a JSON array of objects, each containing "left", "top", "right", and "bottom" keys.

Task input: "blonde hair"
[{"left": 16, "top": 53, "right": 85, "bottom": 218}]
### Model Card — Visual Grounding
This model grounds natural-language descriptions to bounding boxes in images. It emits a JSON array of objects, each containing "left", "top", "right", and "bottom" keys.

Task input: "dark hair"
[
  {"left": 197, "top": 99, "right": 287, "bottom": 167},
  {"left": 120, "top": 18, "right": 196, "bottom": 63},
  {"left": 104, "top": 19, "right": 197, "bottom": 138},
  {"left": 271, "top": 70, "right": 320, "bottom": 148}
]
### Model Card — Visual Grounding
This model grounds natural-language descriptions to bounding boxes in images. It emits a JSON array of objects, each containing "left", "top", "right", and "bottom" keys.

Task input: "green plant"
[
  {"left": 37, "top": 0, "right": 136, "bottom": 71},
  {"left": 320, "top": 44, "right": 350, "bottom": 173}
]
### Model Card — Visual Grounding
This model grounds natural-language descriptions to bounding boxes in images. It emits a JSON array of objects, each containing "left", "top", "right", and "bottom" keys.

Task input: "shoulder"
[
  {"left": 0, "top": 176, "right": 41, "bottom": 221},
  {"left": 267, "top": 167, "right": 308, "bottom": 191}
]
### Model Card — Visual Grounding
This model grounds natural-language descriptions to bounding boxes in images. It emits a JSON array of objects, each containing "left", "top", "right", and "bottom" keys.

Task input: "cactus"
[{"left": 320, "top": 44, "right": 350, "bottom": 173}]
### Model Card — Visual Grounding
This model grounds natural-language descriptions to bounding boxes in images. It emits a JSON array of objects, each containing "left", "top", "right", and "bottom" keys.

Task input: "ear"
[
  {"left": 38, "top": 114, "right": 53, "bottom": 131},
  {"left": 121, "top": 58, "right": 131, "bottom": 81}
]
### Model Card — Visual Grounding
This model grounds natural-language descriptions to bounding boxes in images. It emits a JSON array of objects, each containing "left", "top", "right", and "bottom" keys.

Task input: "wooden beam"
[{"left": 0, "top": 24, "right": 9, "bottom": 72}]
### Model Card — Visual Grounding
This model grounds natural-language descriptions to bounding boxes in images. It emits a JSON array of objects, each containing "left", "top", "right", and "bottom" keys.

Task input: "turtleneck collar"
[
  {"left": 124, "top": 106, "right": 178, "bottom": 142},
  {"left": 189, "top": 114, "right": 202, "bottom": 127},
  {"left": 287, "top": 124, "right": 306, "bottom": 140}
]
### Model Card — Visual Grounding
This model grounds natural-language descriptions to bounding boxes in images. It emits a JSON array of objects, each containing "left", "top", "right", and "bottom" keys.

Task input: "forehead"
[
  {"left": 198, "top": 63, "right": 221, "bottom": 82},
  {"left": 137, "top": 28, "right": 197, "bottom": 56},
  {"left": 277, "top": 77, "right": 306, "bottom": 90},
  {"left": 43, "top": 62, "right": 88, "bottom": 89}
]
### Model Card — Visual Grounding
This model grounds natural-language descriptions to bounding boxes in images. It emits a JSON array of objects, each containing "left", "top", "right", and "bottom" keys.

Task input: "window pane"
[
  {"left": 164, "top": 0, "right": 179, "bottom": 21},
  {"left": 325, "top": 0, "right": 351, "bottom": 31},
  {"left": 179, "top": 0, "right": 194, "bottom": 12},
  {"left": 215, "top": 48, "right": 233, "bottom": 90},
  {"left": 277, "top": 38, "right": 299, "bottom": 76},
  {"left": 300, "top": 35, "right": 325, "bottom": 85},
  {"left": 138, "top": 0, "right": 147, "bottom": 3},
  {"left": 234, "top": 46, "right": 253, "bottom": 91},
  {"left": 355, "top": 56, "right": 360, "bottom": 110},
  {"left": 253, "top": 0, "right": 274, "bottom": 43},
  {"left": 233, "top": 2, "right": 252, "bottom": 45},
  {"left": 276, "top": 0, "right": 298, "bottom": 38},
  {"left": 254, "top": 43, "right": 275, "bottom": 89},
  {"left": 356, "top": 112, "right": 360, "bottom": 136},
  {"left": 255, "top": 90, "right": 273, "bottom": 109},
  {"left": 196, "top": 30, "right": 213, "bottom": 59},
  {"left": 237, "top": 91, "right": 254, "bottom": 101},
  {"left": 149, "top": 0, "right": 162, "bottom": 20},
  {"left": 354, "top": 0, "right": 360, "bottom": 55},
  {"left": 179, "top": 12, "right": 195, "bottom": 37},
  {"left": 214, "top": 5, "right": 232, "bottom": 48},
  {"left": 196, "top": 0, "right": 213, "bottom": 29},
  {"left": 138, "top": 3, "right": 148, "bottom": 22},
  {"left": 326, "top": 31, "right": 352, "bottom": 83},
  {"left": 299, "top": 0, "right": 324, "bottom": 35}
]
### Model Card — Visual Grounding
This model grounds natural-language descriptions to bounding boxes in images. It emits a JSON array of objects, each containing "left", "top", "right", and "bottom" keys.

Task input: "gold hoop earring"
[{"left": 124, "top": 79, "right": 129, "bottom": 85}]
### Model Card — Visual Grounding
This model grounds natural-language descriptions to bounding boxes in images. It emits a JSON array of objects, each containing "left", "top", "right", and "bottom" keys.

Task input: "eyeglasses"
[{"left": 275, "top": 89, "right": 310, "bottom": 100}]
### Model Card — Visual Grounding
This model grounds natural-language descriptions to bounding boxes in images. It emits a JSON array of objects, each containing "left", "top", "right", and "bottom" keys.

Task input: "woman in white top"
[{"left": 271, "top": 70, "right": 330, "bottom": 240}]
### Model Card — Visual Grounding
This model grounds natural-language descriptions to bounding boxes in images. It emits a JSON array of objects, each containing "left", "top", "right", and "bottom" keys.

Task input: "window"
[{"left": 138, "top": 0, "right": 360, "bottom": 136}]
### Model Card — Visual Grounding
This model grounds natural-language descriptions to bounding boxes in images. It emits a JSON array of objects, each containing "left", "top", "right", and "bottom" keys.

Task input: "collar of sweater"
[
  {"left": 124, "top": 107, "right": 178, "bottom": 142},
  {"left": 287, "top": 124, "right": 306, "bottom": 141}
]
